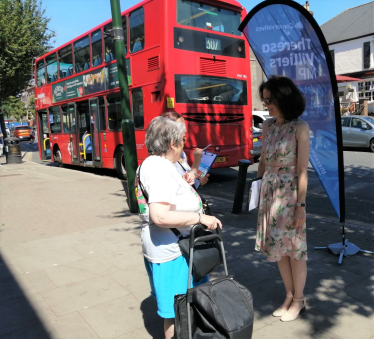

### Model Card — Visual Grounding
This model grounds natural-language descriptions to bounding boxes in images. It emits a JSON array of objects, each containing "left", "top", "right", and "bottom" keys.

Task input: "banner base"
[{"left": 314, "top": 239, "right": 374, "bottom": 264}]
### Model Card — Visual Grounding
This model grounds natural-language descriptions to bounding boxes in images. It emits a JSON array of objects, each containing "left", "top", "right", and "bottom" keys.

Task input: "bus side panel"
[
  {"left": 130, "top": 0, "right": 162, "bottom": 91},
  {"left": 101, "top": 131, "right": 122, "bottom": 169},
  {"left": 54, "top": 134, "right": 73, "bottom": 165}
]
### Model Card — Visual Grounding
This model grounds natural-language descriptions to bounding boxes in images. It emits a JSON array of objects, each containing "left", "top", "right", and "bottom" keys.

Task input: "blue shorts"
[{"left": 144, "top": 256, "right": 209, "bottom": 319}]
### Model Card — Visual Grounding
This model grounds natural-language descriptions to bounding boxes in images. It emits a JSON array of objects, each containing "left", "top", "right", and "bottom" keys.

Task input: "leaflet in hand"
[
  {"left": 195, "top": 152, "right": 217, "bottom": 189},
  {"left": 248, "top": 177, "right": 262, "bottom": 211}
]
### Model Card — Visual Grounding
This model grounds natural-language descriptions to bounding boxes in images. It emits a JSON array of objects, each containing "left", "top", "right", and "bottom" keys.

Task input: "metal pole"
[
  {"left": 110, "top": 0, "right": 138, "bottom": 213},
  {"left": 232, "top": 159, "right": 251, "bottom": 214}
]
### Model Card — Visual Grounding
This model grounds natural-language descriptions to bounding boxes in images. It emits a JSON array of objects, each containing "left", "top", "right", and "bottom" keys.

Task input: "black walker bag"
[{"left": 173, "top": 225, "right": 254, "bottom": 339}]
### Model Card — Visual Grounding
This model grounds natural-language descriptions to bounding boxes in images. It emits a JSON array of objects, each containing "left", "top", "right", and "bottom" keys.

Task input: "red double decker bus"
[{"left": 34, "top": 0, "right": 253, "bottom": 179}]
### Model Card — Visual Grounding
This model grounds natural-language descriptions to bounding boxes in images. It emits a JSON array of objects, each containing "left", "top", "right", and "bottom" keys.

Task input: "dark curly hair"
[
  {"left": 259, "top": 76, "right": 306, "bottom": 120},
  {"left": 161, "top": 111, "right": 183, "bottom": 121}
]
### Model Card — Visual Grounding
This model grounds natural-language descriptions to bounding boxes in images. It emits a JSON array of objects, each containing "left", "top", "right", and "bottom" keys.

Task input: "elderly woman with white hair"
[{"left": 136, "top": 116, "right": 222, "bottom": 339}]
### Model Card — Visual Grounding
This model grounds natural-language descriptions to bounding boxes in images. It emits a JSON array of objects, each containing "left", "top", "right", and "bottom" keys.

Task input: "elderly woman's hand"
[
  {"left": 192, "top": 148, "right": 203, "bottom": 164},
  {"left": 183, "top": 171, "right": 195, "bottom": 185},
  {"left": 201, "top": 214, "right": 222, "bottom": 230}
]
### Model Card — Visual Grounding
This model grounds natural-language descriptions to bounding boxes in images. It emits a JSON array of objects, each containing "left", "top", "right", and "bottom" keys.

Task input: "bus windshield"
[
  {"left": 175, "top": 75, "right": 247, "bottom": 105},
  {"left": 177, "top": 0, "right": 241, "bottom": 36}
]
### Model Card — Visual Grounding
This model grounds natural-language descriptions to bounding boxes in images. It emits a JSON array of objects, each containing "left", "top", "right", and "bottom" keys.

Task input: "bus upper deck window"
[
  {"left": 91, "top": 29, "right": 102, "bottom": 67},
  {"left": 176, "top": 0, "right": 241, "bottom": 36},
  {"left": 104, "top": 23, "right": 116, "bottom": 62},
  {"left": 46, "top": 53, "right": 57, "bottom": 84},
  {"left": 59, "top": 45, "right": 73, "bottom": 79},
  {"left": 129, "top": 8, "right": 144, "bottom": 53},
  {"left": 74, "top": 36, "right": 90, "bottom": 73},
  {"left": 36, "top": 60, "right": 45, "bottom": 87},
  {"left": 122, "top": 15, "right": 128, "bottom": 55}
]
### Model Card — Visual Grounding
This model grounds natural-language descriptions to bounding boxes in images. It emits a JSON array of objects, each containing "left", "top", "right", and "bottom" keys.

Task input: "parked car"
[
  {"left": 12, "top": 126, "right": 32, "bottom": 141},
  {"left": 253, "top": 111, "right": 271, "bottom": 131},
  {"left": 251, "top": 130, "right": 262, "bottom": 162},
  {"left": 341, "top": 115, "right": 374, "bottom": 152}
]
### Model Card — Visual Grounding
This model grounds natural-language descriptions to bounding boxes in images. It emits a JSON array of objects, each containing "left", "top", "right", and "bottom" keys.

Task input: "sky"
[{"left": 43, "top": 0, "right": 370, "bottom": 48}]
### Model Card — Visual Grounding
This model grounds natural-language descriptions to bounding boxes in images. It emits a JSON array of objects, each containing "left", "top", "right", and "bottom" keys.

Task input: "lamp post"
[{"left": 110, "top": 0, "right": 138, "bottom": 213}]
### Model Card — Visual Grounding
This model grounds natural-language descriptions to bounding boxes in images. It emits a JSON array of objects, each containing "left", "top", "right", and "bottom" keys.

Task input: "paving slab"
[
  {"left": 20, "top": 234, "right": 85, "bottom": 256},
  {"left": 15, "top": 247, "right": 86, "bottom": 273},
  {"left": 299, "top": 295, "right": 374, "bottom": 339},
  {"left": 40, "top": 276, "right": 130, "bottom": 317},
  {"left": 63, "top": 256, "right": 117, "bottom": 276},
  {"left": 79, "top": 294, "right": 160, "bottom": 339},
  {"left": 43, "top": 265, "right": 101, "bottom": 287},
  {"left": 0, "top": 295, "right": 56, "bottom": 336}
]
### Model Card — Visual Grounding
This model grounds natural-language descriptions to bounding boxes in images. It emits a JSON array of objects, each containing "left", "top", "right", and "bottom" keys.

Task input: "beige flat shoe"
[
  {"left": 272, "top": 295, "right": 293, "bottom": 317},
  {"left": 280, "top": 297, "right": 306, "bottom": 322}
]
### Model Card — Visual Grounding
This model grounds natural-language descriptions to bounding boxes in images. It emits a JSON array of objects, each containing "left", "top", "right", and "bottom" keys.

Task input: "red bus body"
[{"left": 34, "top": 0, "right": 252, "bottom": 178}]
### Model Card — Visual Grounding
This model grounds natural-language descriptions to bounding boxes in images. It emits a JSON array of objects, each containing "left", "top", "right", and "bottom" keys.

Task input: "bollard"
[{"left": 232, "top": 159, "right": 251, "bottom": 214}]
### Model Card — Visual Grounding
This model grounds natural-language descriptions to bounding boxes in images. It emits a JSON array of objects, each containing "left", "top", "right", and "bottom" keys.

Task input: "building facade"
[{"left": 321, "top": 1, "right": 374, "bottom": 113}]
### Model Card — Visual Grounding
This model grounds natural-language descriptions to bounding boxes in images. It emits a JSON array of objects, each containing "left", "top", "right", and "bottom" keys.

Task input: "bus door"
[
  {"left": 68, "top": 103, "right": 80, "bottom": 164},
  {"left": 37, "top": 110, "right": 51, "bottom": 161},
  {"left": 89, "top": 98, "right": 102, "bottom": 167}
]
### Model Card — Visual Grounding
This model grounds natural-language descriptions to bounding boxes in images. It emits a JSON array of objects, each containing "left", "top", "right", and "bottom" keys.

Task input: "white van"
[{"left": 252, "top": 111, "right": 271, "bottom": 131}]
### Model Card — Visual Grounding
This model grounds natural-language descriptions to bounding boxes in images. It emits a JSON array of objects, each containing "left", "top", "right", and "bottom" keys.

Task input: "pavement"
[{"left": 0, "top": 154, "right": 373, "bottom": 339}]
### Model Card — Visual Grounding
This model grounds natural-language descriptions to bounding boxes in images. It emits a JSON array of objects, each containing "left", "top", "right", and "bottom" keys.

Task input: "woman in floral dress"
[{"left": 256, "top": 76, "right": 310, "bottom": 322}]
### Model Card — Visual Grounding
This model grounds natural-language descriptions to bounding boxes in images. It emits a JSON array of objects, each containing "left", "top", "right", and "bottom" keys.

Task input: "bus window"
[
  {"left": 46, "top": 53, "right": 58, "bottom": 84},
  {"left": 59, "top": 45, "right": 73, "bottom": 79},
  {"left": 91, "top": 29, "right": 102, "bottom": 67},
  {"left": 104, "top": 23, "right": 116, "bottom": 62},
  {"left": 132, "top": 88, "right": 144, "bottom": 129},
  {"left": 129, "top": 7, "right": 144, "bottom": 53},
  {"left": 107, "top": 94, "right": 121, "bottom": 130},
  {"left": 122, "top": 16, "right": 128, "bottom": 55},
  {"left": 61, "top": 105, "right": 72, "bottom": 133},
  {"left": 36, "top": 60, "right": 45, "bottom": 87},
  {"left": 74, "top": 36, "right": 90, "bottom": 74},
  {"left": 175, "top": 75, "right": 248, "bottom": 105},
  {"left": 104, "top": 17, "right": 127, "bottom": 62},
  {"left": 176, "top": 0, "right": 241, "bottom": 36},
  {"left": 99, "top": 97, "right": 106, "bottom": 131},
  {"left": 49, "top": 106, "right": 62, "bottom": 133}
]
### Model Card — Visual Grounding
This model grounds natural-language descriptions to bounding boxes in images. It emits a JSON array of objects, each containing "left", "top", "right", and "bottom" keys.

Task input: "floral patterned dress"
[{"left": 255, "top": 118, "right": 307, "bottom": 262}]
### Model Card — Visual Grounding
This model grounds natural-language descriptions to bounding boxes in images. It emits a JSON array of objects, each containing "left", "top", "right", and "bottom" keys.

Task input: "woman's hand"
[
  {"left": 192, "top": 148, "right": 203, "bottom": 165},
  {"left": 183, "top": 171, "right": 195, "bottom": 185},
  {"left": 293, "top": 207, "right": 306, "bottom": 228},
  {"left": 201, "top": 214, "right": 222, "bottom": 230},
  {"left": 199, "top": 174, "right": 209, "bottom": 186}
]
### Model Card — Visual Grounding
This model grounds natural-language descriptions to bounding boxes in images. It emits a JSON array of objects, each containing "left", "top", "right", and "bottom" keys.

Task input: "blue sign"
[{"left": 239, "top": 1, "right": 345, "bottom": 221}]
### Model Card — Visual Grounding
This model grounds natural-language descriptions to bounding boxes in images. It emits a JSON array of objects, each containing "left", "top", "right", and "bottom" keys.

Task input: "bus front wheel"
[
  {"left": 115, "top": 146, "right": 127, "bottom": 180},
  {"left": 53, "top": 147, "right": 63, "bottom": 166}
]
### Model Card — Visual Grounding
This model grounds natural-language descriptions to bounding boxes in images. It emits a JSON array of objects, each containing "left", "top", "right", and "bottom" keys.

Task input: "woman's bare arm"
[
  {"left": 256, "top": 119, "right": 270, "bottom": 178},
  {"left": 293, "top": 121, "right": 310, "bottom": 228},
  {"left": 149, "top": 202, "right": 222, "bottom": 230}
]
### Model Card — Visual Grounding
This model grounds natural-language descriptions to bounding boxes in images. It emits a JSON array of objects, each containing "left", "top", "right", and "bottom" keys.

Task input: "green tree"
[
  {"left": 2, "top": 96, "right": 27, "bottom": 122},
  {"left": 0, "top": 0, "right": 55, "bottom": 99}
]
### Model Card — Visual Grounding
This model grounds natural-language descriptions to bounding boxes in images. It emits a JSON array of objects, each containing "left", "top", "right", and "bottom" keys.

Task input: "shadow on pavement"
[
  {"left": 140, "top": 296, "right": 164, "bottom": 339},
  {"left": 210, "top": 226, "right": 374, "bottom": 338},
  {"left": 0, "top": 253, "right": 51, "bottom": 338}
]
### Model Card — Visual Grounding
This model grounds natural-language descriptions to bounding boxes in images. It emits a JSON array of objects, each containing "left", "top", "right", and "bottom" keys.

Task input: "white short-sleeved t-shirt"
[
  {"left": 136, "top": 156, "right": 203, "bottom": 263},
  {"left": 174, "top": 151, "right": 200, "bottom": 188}
]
